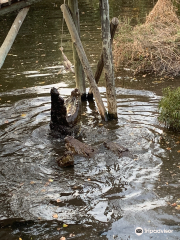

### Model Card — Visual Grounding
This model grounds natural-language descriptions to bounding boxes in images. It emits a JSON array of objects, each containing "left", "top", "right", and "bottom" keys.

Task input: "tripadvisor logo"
[{"left": 135, "top": 227, "right": 143, "bottom": 236}]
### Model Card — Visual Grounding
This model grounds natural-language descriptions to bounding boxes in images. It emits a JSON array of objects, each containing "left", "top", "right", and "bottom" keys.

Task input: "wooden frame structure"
[
  {"left": 0, "top": 7, "right": 29, "bottom": 69},
  {"left": 0, "top": 0, "right": 40, "bottom": 15},
  {"left": 0, "top": 0, "right": 119, "bottom": 121},
  {"left": 68, "top": 0, "right": 86, "bottom": 99},
  {"left": 61, "top": 0, "right": 118, "bottom": 120}
]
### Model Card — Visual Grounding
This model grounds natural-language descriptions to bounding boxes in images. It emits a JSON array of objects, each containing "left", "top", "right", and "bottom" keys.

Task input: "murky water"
[{"left": 0, "top": 0, "right": 180, "bottom": 239}]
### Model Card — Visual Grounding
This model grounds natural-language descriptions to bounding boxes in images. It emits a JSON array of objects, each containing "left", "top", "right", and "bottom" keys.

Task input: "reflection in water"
[{"left": 0, "top": 0, "right": 180, "bottom": 239}]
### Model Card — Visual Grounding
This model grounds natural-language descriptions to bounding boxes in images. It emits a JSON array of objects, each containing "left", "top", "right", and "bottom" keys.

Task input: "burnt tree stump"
[{"left": 50, "top": 87, "right": 81, "bottom": 136}]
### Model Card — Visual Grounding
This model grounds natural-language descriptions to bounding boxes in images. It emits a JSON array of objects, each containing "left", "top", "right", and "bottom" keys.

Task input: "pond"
[{"left": 0, "top": 0, "right": 180, "bottom": 239}]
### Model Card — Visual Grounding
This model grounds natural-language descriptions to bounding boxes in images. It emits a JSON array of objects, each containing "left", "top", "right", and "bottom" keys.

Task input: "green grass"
[{"left": 158, "top": 87, "right": 180, "bottom": 131}]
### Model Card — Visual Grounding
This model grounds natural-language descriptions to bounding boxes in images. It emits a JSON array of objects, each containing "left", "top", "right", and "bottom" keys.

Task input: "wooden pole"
[
  {"left": 61, "top": 4, "right": 108, "bottom": 121},
  {"left": 88, "top": 17, "right": 119, "bottom": 98},
  {"left": 0, "top": 0, "right": 38, "bottom": 16},
  {"left": 99, "top": 0, "right": 117, "bottom": 119},
  {"left": 0, "top": 7, "right": 29, "bottom": 69},
  {"left": 68, "top": 0, "right": 86, "bottom": 100}
]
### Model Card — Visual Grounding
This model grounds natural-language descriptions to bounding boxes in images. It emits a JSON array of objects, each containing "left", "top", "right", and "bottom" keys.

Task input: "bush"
[{"left": 158, "top": 87, "right": 180, "bottom": 130}]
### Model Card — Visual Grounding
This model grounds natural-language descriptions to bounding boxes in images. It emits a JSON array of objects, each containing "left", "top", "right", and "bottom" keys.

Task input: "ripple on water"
[{"left": 0, "top": 86, "right": 179, "bottom": 239}]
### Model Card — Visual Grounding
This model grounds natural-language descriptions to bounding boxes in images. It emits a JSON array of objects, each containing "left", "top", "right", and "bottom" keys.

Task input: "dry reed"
[{"left": 114, "top": 0, "right": 180, "bottom": 76}]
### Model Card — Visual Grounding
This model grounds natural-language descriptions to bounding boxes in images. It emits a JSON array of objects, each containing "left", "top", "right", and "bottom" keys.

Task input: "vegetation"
[
  {"left": 158, "top": 87, "right": 180, "bottom": 130},
  {"left": 114, "top": 0, "right": 180, "bottom": 76}
]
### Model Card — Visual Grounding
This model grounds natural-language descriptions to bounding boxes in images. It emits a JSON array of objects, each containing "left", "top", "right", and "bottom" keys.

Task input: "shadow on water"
[{"left": 0, "top": 0, "right": 180, "bottom": 239}]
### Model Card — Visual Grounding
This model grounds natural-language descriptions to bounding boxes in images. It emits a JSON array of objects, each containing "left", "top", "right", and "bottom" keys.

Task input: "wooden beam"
[
  {"left": 61, "top": 4, "right": 108, "bottom": 121},
  {"left": 0, "top": 0, "right": 11, "bottom": 5},
  {"left": 0, "top": 0, "right": 39, "bottom": 16},
  {"left": 99, "top": 0, "right": 117, "bottom": 119},
  {"left": 0, "top": 0, "right": 11, "bottom": 9},
  {"left": 68, "top": 0, "right": 86, "bottom": 99},
  {"left": 0, "top": 7, "right": 29, "bottom": 69},
  {"left": 88, "top": 17, "right": 119, "bottom": 98}
]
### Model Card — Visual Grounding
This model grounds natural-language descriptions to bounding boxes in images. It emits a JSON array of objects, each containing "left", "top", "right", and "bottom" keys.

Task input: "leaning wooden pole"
[
  {"left": 88, "top": 17, "right": 119, "bottom": 98},
  {"left": 61, "top": 4, "right": 108, "bottom": 121},
  {"left": 0, "top": 7, "right": 29, "bottom": 69},
  {"left": 68, "top": 0, "right": 86, "bottom": 100},
  {"left": 100, "top": 0, "right": 117, "bottom": 119}
]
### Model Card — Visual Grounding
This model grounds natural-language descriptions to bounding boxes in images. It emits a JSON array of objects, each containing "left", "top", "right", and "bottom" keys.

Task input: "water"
[{"left": 0, "top": 0, "right": 180, "bottom": 239}]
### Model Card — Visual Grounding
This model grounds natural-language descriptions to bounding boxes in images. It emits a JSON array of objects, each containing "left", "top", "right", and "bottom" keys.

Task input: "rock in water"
[{"left": 50, "top": 87, "right": 81, "bottom": 136}]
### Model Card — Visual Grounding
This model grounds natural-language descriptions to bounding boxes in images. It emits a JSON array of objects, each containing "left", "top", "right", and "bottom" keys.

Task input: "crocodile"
[
  {"left": 58, "top": 136, "right": 96, "bottom": 167},
  {"left": 104, "top": 141, "right": 129, "bottom": 157},
  {"left": 57, "top": 137, "right": 130, "bottom": 167}
]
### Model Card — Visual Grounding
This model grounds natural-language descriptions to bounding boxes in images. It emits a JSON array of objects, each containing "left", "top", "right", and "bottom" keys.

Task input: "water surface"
[{"left": 0, "top": 0, "right": 180, "bottom": 239}]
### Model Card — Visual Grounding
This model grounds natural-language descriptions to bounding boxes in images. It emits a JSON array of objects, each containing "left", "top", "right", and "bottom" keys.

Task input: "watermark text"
[{"left": 135, "top": 227, "right": 173, "bottom": 236}]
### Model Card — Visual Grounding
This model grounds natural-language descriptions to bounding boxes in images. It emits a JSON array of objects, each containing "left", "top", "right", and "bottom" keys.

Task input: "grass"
[{"left": 159, "top": 87, "right": 180, "bottom": 131}]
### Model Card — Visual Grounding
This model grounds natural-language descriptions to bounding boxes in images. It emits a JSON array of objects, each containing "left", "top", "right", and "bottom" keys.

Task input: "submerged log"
[{"left": 50, "top": 87, "right": 81, "bottom": 136}]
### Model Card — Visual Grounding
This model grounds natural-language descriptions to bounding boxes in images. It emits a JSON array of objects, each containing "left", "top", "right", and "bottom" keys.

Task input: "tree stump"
[{"left": 50, "top": 87, "right": 81, "bottom": 136}]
